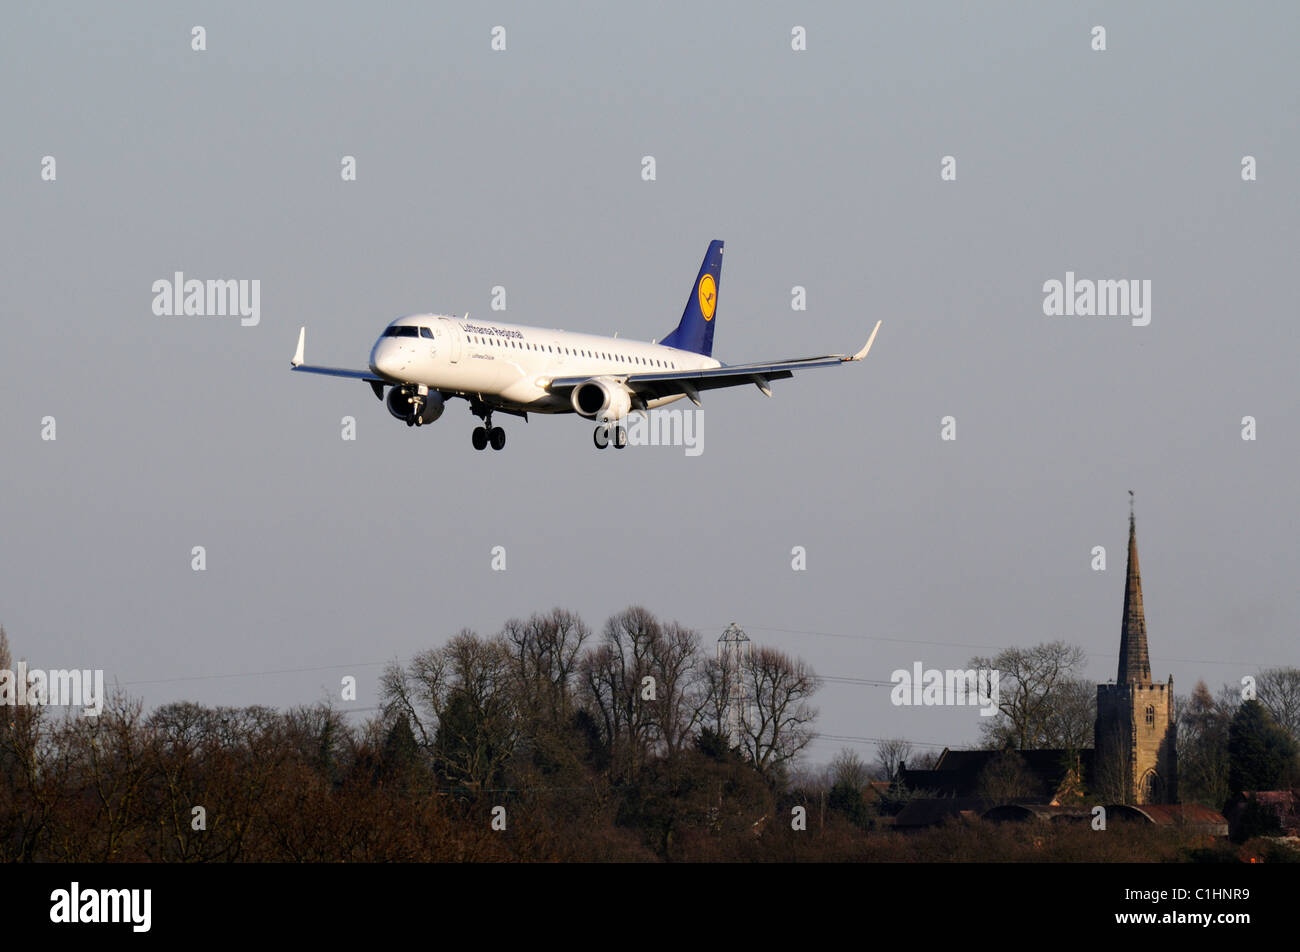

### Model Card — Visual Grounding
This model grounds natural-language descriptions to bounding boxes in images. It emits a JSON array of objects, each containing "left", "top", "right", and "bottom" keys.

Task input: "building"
[
  {"left": 899, "top": 747, "right": 1092, "bottom": 803},
  {"left": 1223, "top": 790, "right": 1300, "bottom": 839},
  {"left": 1093, "top": 506, "right": 1178, "bottom": 804}
]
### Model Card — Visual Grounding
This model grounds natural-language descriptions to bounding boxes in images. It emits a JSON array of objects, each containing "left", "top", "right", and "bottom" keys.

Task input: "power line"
[
  {"left": 690, "top": 622, "right": 1285, "bottom": 669},
  {"left": 111, "top": 624, "right": 1286, "bottom": 694},
  {"left": 121, "top": 661, "right": 390, "bottom": 687},
  {"left": 812, "top": 733, "right": 952, "bottom": 749}
]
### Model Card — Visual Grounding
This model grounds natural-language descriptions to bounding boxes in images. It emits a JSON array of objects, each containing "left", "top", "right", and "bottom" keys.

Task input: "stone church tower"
[{"left": 1094, "top": 504, "right": 1178, "bottom": 804}]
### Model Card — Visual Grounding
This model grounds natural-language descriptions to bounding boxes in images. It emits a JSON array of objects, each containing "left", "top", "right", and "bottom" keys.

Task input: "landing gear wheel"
[
  {"left": 472, "top": 427, "right": 488, "bottom": 451},
  {"left": 613, "top": 425, "right": 627, "bottom": 449},
  {"left": 593, "top": 425, "right": 609, "bottom": 450},
  {"left": 489, "top": 427, "right": 506, "bottom": 451}
]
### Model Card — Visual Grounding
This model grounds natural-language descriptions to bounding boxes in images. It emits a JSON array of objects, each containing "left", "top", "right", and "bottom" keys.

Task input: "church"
[
  {"left": 898, "top": 505, "right": 1180, "bottom": 810},
  {"left": 1094, "top": 506, "right": 1177, "bottom": 803}
]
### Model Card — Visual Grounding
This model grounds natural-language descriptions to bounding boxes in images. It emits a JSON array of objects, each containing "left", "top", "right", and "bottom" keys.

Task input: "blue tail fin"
[{"left": 659, "top": 240, "right": 723, "bottom": 356}]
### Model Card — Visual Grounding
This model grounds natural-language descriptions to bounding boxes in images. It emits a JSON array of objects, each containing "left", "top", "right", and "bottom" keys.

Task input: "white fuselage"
[{"left": 368, "top": 313, "right": 721, "bottom": 413}]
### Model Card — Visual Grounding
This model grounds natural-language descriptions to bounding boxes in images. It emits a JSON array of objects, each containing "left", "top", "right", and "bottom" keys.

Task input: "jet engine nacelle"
[
  {"left": 387, "top": 385, "right": 445, "bottom": 424},
  {"left": 571, "top": 377, "right": 633, "bottom": 422}
]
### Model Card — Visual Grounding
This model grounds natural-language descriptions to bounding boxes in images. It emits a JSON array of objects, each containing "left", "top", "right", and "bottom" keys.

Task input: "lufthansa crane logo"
[{"left": 698, "top": 273, "right": 717, "bottom": 321}]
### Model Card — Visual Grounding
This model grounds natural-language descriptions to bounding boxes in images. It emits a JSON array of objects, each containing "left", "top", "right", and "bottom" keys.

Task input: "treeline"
[
  {"left": 0, "top": 609, "right": 822, "bottom": 861},
  {"left": 2, "top": 621, "right": 1296, "bottom": 862}
]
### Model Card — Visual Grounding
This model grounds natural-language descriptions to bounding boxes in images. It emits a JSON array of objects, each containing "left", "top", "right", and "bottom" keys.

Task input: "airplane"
[{"left": 290, "top": 239, "right": 881, "bottom": 451}]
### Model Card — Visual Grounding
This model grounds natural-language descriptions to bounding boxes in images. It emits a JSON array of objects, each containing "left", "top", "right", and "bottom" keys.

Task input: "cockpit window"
[
  {"left": 383, "top": 326, "right": 421, "bottom": 338},
  {"left": 419, "top": 327, "right": 434, "bottom": 339}
]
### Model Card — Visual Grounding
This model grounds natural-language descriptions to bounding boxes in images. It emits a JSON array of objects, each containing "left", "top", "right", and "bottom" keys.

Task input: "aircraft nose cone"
[{"left": 370, "top": 340, "right": 404, "bottom": 378}]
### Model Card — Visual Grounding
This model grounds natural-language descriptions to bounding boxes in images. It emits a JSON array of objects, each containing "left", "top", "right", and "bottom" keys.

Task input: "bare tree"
[
  {"left": 829, "top": 747, "right": 871, "bottom": 789},
  {"left": 379, "top": 630, "right": 519, "bottom": 791},
  {"left": 649, "top": 620, "right": 707, "bottom": 759},
  {"left": 1257, "top": 667, "right": 1300, "bottom": 747},
  {"left": 0, "top": 627, "right": 53, "bottom": 863},
  {"left": 874, "top": 738, "right": 915, "bottom": 782},
  {"left": 577, "top": 607, "right": 706, "bottom": 777},
  {"left": 735, "top": 646, "right": 818, "bottom": 780},
  {"left": 1174, "top": 680, "right": 1238, "bottom": 808},
  {"left": 699, "top": 654, "right": 738, "bottom": 743},
  {"left": 969, "top": 642, "right": 1091, "bottom": 749},
  {"left": 910, "top": 749, "right": 941, "bottom": 770},
  {"left": 502, "top": 608, "right": 589, "bottom": 726},
  {"left": 578, "top": 608, "right": 661, "bottom": 780}
]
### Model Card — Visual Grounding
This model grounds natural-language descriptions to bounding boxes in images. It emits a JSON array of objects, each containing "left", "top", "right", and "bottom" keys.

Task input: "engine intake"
[
  {"left": 571, "top": 377, "right": 632, "bottom": 422},
  {"left": 387, "top": 386, "right": 445, "bottom": 425}
]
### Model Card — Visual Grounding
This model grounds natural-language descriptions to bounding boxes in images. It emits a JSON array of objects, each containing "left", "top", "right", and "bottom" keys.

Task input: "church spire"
[{"left": 1117, "top": 494, "right": 1152, "bottom": 683}]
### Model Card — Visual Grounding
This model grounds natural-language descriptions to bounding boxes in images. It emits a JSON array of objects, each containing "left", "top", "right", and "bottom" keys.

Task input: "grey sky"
[{"left": 2, "top": 2, "right": 1296, "bottom": 764}]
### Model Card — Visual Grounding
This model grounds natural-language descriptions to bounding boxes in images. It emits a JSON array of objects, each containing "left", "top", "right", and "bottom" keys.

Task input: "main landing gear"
[
  {"left": 593, "top": 424, "right": 628, "bottom": 450},
  {"left": 472, "top": 426, "right": 505, "bottom": 451},
  {"left": 471, "top": 408, "right": 506, "bottom": 451}
]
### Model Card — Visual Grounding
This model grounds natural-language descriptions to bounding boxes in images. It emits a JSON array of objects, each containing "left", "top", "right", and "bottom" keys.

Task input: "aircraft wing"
[
  {"left": 289, "top": 326, "right": 388, "bottom": 383},
  {"left": 544, "top": 321, "right": 881, "bottom": 403},
  {"left": 291, "top": 365, "right": 385, "bottom": 381},
  {"left": 289, "top": 326, "right": 390, "bottom": 401}
]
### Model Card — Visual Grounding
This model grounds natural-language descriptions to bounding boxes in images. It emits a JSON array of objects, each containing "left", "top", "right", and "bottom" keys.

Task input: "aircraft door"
[{"left": 440, "top": 317, "right": 462, "bottom": 363}]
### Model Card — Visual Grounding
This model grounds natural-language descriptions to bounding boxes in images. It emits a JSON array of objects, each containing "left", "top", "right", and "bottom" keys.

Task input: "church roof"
[{"left": 899, "top": 748, "right": 1094, "bottom": 800}]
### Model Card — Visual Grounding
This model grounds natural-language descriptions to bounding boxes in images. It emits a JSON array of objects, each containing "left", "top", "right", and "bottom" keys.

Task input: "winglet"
[
  {"left": 292, "top": 326, "right": 306, "bottom": 367},
  {"left": 847, "top": 320, "right": 882, "bottom": 361}
]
